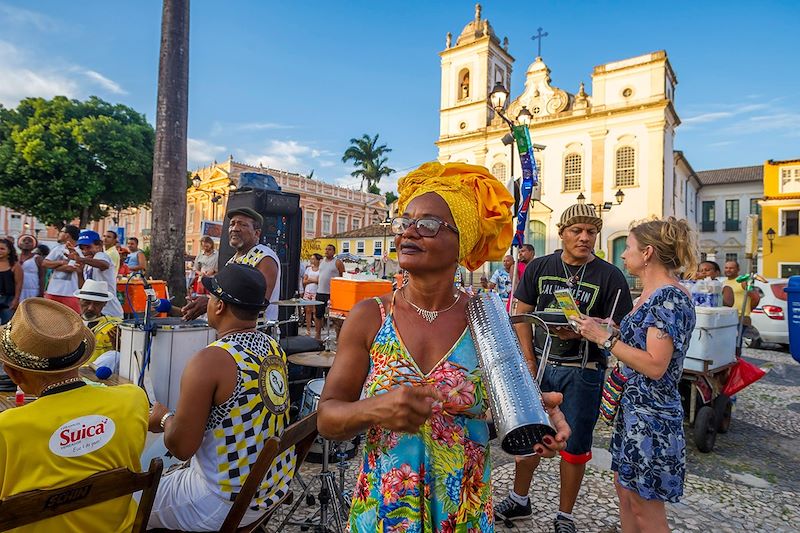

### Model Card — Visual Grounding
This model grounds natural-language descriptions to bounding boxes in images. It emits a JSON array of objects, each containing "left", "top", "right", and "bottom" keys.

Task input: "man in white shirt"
[
  {"left": 69, "top": 230, "right": 124, "bottom": 318},
  {"left": 42, "top": 225, "right": 82, "bottom": 313}
]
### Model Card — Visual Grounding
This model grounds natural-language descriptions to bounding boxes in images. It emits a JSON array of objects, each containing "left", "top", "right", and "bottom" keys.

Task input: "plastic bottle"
[{"left": 15, "top": 386, "right": 24, "bottom": 407}]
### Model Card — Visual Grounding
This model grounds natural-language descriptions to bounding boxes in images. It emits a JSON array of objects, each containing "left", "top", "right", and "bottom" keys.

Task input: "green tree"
[
  {"left": 341, "top": 133, "right": 395, "bottom": 193},
  {"left": 385, "top": 191, "right": 398, "bottom": 206},
  {"left": 0, "top": 96, "right": 154, "bottom": 227}
]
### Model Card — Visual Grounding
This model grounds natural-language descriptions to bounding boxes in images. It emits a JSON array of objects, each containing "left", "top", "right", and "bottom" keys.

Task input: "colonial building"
[
  {"left": 320, "top": 223, "right": 399, "bottom": 276},
  {"left": 437, "top": 5, "right": 696, "bottom": 278},
  {"left": 0, "top": 208, "right": 55, "bottom": 244},
  {"left": 761, "top": 158, "right": 800, "bottom": 278},
  {"left": 695, "top": 165, "right": 763, "bottom": 269},
  {"left": 186, "top": 156, "right": 387, "bottom": 254}
]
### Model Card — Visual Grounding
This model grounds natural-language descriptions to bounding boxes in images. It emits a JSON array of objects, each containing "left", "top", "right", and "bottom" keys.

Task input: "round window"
[
  {"left": 459, "top": 122, "right": 467, "bottom": 130},
  {"left": 622, "top": 88, "right": 633, "bottom": 98}
]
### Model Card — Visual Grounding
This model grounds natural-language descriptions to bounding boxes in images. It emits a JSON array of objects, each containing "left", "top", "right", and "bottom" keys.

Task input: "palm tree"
[
  {"left": 342, "top": 134, "right": 395, "bottom": 192},
  {"left": 149, "top": 0, "right": 189, "bottom": 305}
]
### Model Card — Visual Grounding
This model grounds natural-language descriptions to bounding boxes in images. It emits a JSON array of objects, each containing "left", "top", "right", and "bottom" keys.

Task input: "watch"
[{"left": 602, "top": 331, "right": 620, "bottom": 350}]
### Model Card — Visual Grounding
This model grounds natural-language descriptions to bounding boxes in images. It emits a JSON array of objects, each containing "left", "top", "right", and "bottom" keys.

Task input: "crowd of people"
[{"left": 0, "top": 160, "right": 707, "bottom": 533}]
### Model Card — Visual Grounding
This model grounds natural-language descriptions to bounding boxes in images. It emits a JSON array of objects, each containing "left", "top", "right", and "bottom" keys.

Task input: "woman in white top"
[
  {"left": 17, "top": 234, "right": 44, "bottom": 302},
  {"left": 302, "top": 253, "right": 322, "bottom": 337},
  {"left": 191, "top": 236, "right": 219, "bottom": 295}
]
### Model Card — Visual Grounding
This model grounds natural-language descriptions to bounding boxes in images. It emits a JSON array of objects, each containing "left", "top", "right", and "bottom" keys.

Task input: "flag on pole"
[{"left": 512, "top": 125, "right": 539, "bottom": 247}]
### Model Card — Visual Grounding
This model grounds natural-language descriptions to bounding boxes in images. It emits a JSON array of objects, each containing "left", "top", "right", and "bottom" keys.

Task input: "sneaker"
[
  {"left": 553, "top": 515, "right": 577, "bottom": 533},
  {"left": 493, "top": 495, "right": 532, "bottom": 522}
]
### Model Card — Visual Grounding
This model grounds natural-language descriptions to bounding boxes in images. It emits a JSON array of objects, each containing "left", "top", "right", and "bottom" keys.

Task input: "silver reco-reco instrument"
[{"left": 466, "top": 292, "right": 556, "bottom": 456}]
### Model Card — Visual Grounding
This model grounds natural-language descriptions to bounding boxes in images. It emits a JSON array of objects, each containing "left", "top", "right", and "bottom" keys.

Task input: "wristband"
[{"left": 160, "top": 411, "right": 174, "bottom": 430}]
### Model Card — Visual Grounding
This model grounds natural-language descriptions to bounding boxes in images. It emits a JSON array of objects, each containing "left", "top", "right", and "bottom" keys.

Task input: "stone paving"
[{"left": 268, "top": 345, "right": 799, "bottom": 532}]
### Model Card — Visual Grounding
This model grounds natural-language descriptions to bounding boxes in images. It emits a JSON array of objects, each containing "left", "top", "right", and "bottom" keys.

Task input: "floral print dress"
[
  {"left": 349, "top": 299, "right": 493, "bottom": 533},
  {"left": 610, "top": 285, "right": 696, "bottom": 502}
]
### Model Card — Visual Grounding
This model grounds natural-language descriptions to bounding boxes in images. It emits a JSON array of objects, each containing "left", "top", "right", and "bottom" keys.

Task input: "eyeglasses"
[{"left": 391, "top": 216, "right": 459, "bottom": 238}]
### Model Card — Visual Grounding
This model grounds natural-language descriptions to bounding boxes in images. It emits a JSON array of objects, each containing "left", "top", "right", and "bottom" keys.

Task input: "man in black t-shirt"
[{"left": 494, "top": 204, "right": 633, "bottom": 532}]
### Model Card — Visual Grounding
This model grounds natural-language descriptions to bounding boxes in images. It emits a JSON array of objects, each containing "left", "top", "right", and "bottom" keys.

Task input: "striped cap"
[{"left": 557, "top": 203, "right": 603, "bottom": 232}]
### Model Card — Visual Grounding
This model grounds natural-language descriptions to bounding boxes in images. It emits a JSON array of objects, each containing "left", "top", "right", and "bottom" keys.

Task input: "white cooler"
[
  {"left": 684, "top": 307, "right": 738, "bottom": 372},
  {"left": 119, "top": 318, "right": 216, "bottom": 410}
]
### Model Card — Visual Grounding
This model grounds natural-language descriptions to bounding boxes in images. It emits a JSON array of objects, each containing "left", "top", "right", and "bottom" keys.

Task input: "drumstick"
[{"left": 607, "top": 289, "right": 621, "bottom": 333}]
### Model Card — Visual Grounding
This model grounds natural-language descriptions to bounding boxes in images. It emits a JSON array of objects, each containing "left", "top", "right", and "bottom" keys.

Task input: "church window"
[
  {"left": 491, "top": 162, "right": 507, "bottom": 180},
  {"left": 458, "top": 69, "right": 470, "bottom": 100},
  {"left": 563, "top": 153, "right": 582, "bottom": 192},
  {"left": 615, "top": 146, "right": 636, "bottom": 187},
  {"left": 622, "top": 87, "right": 633, "bottom": 98},
  {"left": 532, "top": 106, "right": 541, "bottom": 115}
]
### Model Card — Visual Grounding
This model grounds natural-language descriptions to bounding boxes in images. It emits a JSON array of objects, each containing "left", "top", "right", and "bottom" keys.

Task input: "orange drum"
[{"left": 117, "top": 279, "right": 169, "bottom": 315}]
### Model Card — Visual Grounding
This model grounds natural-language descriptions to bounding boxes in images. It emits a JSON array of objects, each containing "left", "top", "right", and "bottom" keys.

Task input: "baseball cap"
[
  {"left": 201, "top": 263, "right": 269, "bottom": 309},
  {"left": 76, "top": 230, "right": 101, "bottom": 245},
  {"left": 226, "top": 207, "right": 263, "bottom": 227}
]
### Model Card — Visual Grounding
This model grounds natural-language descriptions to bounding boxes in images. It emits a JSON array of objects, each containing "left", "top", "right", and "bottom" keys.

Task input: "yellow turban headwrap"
[{"left": 397, "top": 161, "right": 514, "bottom": 271}]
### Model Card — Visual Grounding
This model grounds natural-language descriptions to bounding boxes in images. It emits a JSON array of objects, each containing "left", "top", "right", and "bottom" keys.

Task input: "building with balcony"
[
  {"left": 695, "top": 165, "right": 763, "bottom": 269},
  {"left": 186, "top": 156, "right": 387, "bottom": 254},
  {"left": 761, "top": 158, "right": 800, "bottom": 278}
]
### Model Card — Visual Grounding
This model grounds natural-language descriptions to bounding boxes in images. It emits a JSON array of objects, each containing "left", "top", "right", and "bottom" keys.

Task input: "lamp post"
[
  {"left": 489, "top": 82, "right": 533, "bottom": 181},
  {"left": 766, "top": 227, "right": 776, "bottom": 253},
  {"left": 576, "top": 189, "right": 625, "bottom": 253},
  {"left": 191, "top": 173, "right": 238, "bottom": 221}
]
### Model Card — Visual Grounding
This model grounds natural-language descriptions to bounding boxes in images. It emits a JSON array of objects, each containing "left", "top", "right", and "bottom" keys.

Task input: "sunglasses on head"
[{"left": 391, "top": 216, "right": 459, "bottom": 238}]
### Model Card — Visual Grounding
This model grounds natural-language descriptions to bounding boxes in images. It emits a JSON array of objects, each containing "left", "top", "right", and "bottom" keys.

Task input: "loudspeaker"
[{"left": 220, "top": 188, "right": 302, "bottom": 337}]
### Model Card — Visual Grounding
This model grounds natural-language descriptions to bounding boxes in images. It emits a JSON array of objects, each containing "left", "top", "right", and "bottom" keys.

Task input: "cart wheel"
[
  {"left": 694, "top": 405, "right": 718, "bottom": 453},
  {"left": 715, "top": 395, "right": 733, "bottom": 434}
]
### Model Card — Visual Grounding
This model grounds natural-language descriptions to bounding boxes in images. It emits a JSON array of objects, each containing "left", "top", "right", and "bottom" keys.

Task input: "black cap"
[
  {"left": 201, "top": 263, "right": 269, "bottom": 309},
  {"left": 226, "top": 207, "right": 263, "bottom": 227}
]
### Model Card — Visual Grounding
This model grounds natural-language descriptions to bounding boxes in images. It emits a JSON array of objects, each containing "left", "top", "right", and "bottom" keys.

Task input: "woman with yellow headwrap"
[{"left": 319, "top": 162, "right": 570, "bottom": 532}]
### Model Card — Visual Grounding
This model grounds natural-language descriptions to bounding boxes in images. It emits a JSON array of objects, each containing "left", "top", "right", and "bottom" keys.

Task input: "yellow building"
[
  {"left": 761, "top": 158, "right": 800, "bottom": 278},
  {"left": 320, "top": 224, "right": 399, "bottom": 276}
]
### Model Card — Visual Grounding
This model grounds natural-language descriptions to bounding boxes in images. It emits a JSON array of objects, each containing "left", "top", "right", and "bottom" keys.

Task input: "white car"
[{"left": 747, "top": 279, "right": 789, "bottom": 349}]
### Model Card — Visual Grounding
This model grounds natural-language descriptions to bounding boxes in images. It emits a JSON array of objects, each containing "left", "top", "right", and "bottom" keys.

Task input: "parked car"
[{"left": 746, "top": 279, "right": 789, "bottom": 349}]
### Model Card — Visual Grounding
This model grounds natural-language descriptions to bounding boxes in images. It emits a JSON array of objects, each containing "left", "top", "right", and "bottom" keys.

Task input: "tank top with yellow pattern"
[
  {"left": 84, "top": 315, "right": 122, "bottom": 365},
  {"left": 226, "top": 244, "right": 281, "bottom": 323},
  {"left": 189, "top": 330, "right": 295, "bottom": 508}
]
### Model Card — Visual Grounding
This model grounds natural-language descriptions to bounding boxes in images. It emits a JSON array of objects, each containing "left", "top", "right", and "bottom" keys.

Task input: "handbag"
[{"left": 599, "top": 364, "right": 629, "bottom": 425}]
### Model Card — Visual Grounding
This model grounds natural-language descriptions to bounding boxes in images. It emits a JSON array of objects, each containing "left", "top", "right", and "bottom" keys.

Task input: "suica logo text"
[{"left": 49, "top": 415, "right": 116, "bottom": 457}]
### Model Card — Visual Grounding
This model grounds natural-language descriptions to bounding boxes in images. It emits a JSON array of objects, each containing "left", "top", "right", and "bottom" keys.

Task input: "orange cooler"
[
  {"left": 117, "top": 279, "right": 169, "bottom": 314},
  {"left": 330, "top": 278, "right": 392, "bottom": 316}
]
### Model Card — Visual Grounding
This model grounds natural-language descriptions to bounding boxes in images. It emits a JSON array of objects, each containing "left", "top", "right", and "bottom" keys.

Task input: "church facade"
[{"left": 437, "top": 6, "right": 697, "bottom": 276}]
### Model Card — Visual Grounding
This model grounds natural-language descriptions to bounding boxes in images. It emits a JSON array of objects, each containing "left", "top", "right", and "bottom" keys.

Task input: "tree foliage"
[
  {"left": 341, "top": 133, "right": 395, "bottom": 193},
  {"left": 0, "top": 96, "right": 154, "bottom": 227}
]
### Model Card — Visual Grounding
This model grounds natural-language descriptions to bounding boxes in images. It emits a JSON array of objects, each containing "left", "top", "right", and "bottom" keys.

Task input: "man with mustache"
[
  {"left": 182, "top": 207, "right": 280, "bottom": 326},
  {"left": 75, "top": 279, "right": 123, "bottom": 370},
  {"left": 495, "top": 203, "right": 633, "bottom": 533}
]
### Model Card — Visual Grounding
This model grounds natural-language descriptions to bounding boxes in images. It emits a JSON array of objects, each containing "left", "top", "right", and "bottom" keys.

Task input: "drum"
[
  {"left": 119, "top": 318, "right": 216, "bottom": 410},
  {"left": 298, "top": 378, "right": 360, "bottom": 463}
]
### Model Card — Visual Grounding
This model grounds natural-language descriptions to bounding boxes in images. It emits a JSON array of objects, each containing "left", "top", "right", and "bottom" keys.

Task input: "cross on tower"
[{"left": 531, "top": 27, "right": 549, "bottom": 58}]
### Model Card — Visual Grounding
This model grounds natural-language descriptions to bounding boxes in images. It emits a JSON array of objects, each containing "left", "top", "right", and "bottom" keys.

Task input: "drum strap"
[{"left": 373, "top": 296, "right": 386, "bottom": 322}]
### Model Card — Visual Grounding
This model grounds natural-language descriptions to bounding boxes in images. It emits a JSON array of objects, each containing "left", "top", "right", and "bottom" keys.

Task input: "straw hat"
[
  {"left": 0, "top": 298, "right": 95, "bottom": 373},
  {"left": 74, "top": 279, "right": 115, "bottom": 302}
]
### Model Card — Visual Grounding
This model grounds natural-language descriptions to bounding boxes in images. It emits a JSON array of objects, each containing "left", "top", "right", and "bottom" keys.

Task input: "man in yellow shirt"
[
  {"left": 722, "top": 260, "right": 761, "bottom": 325},
  {"left": 0, "top": 298, "right": 149, "bottom": 533}
]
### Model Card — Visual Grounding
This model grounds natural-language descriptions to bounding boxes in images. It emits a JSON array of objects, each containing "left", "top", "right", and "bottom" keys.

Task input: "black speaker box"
[{"left": 219, "top": 188, "right": 302, "bottom": 337}]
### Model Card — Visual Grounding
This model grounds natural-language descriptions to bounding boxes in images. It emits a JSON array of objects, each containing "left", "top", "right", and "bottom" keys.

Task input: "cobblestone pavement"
[{"left": 269, "top": 346, "right": 799, "bottom": 532}]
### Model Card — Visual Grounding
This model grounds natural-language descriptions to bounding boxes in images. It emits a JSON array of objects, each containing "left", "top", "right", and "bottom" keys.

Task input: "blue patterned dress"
[{"left": 610, "top": 285, "right": 695, "bottom": 502}]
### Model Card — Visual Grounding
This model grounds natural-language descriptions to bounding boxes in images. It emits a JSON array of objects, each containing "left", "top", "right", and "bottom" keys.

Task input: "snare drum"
[{"left": 298, "top": 378, "right": 360, "bottom": 463}]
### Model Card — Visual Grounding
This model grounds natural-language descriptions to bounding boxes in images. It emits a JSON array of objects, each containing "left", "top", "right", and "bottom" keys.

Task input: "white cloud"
[
  {"left": 0, "top": 40, "right": 126, "bottom": 106},
  {"left": 238, "top": 139, "right": 339, "bottom": 175},
  {"left": 683, "top": 111, "right": 733, "bottom": 125},
  {"left": 187, "top": 138, "right": 226, "bottom": 168},
  {"left": 0, "top": 3, "right": 59, "bottom": 32},
  {"left": 83, "top": 69, "right": 127, "bottom": 95}
]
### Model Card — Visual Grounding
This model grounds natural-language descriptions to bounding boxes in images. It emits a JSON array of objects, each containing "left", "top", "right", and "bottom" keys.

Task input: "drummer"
[
  {"left": 318, "top": 161, "right": 570, "bottom": 532},
  {"left": 182, "top": 207, "right": 280, "bottom": 327}
]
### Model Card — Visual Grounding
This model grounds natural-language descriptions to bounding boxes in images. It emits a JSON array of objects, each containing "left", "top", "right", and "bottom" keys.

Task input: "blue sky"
[{"left": 1, "top": 1, "right": 798, "bottom": 194}]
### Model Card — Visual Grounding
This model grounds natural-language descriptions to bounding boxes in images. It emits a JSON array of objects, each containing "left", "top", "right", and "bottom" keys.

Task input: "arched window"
[
  {"left": 563, "top": 153, "right": 582, "bottom": 192},
  {"left": 615, "top": 146, "right": 636, "bottom": 187},
  {"left": 491, "top": 162, "right": 506, "bottom": 180},
  {"left": 458, "top": 69, "right": 470, "bottom": 100}
]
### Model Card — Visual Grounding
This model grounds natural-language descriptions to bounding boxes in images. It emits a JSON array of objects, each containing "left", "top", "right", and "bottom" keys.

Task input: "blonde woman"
[{"left": 576, "top": 217, "right": 698, "bottom": 533}]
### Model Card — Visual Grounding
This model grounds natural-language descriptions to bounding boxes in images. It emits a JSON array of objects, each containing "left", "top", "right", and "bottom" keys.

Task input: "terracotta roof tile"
[{"left": 696, "top": 165, "right": 763, "bottom": 186}]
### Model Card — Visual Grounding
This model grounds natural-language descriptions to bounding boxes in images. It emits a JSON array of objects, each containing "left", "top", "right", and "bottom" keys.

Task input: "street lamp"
[
  {"left": 766, "top": 227, "right": 776, "bottom": 253},
  {"left": 575, "top": 189, "right": 625, "bottom": 253},
  {"left": 191, "top": 173, "right": 237, "bottom": 220}
]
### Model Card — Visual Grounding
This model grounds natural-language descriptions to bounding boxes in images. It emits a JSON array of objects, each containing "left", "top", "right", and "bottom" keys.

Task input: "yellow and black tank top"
[
  {"left": 189, "top": 330, "right": 295, "bottom": 509},
  {"left": 85, "top": 315, "right": 122, "bottom": 365}
]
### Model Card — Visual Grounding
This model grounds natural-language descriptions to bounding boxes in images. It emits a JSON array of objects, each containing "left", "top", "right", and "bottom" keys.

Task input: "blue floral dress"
[{"left": 610, "top": 285, "right": 695, "bottom": 502}]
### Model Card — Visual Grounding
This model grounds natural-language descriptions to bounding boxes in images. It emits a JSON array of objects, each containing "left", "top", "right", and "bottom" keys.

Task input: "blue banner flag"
[{"left": 512, "top": 125, "right": 539, "bottom": 247}]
